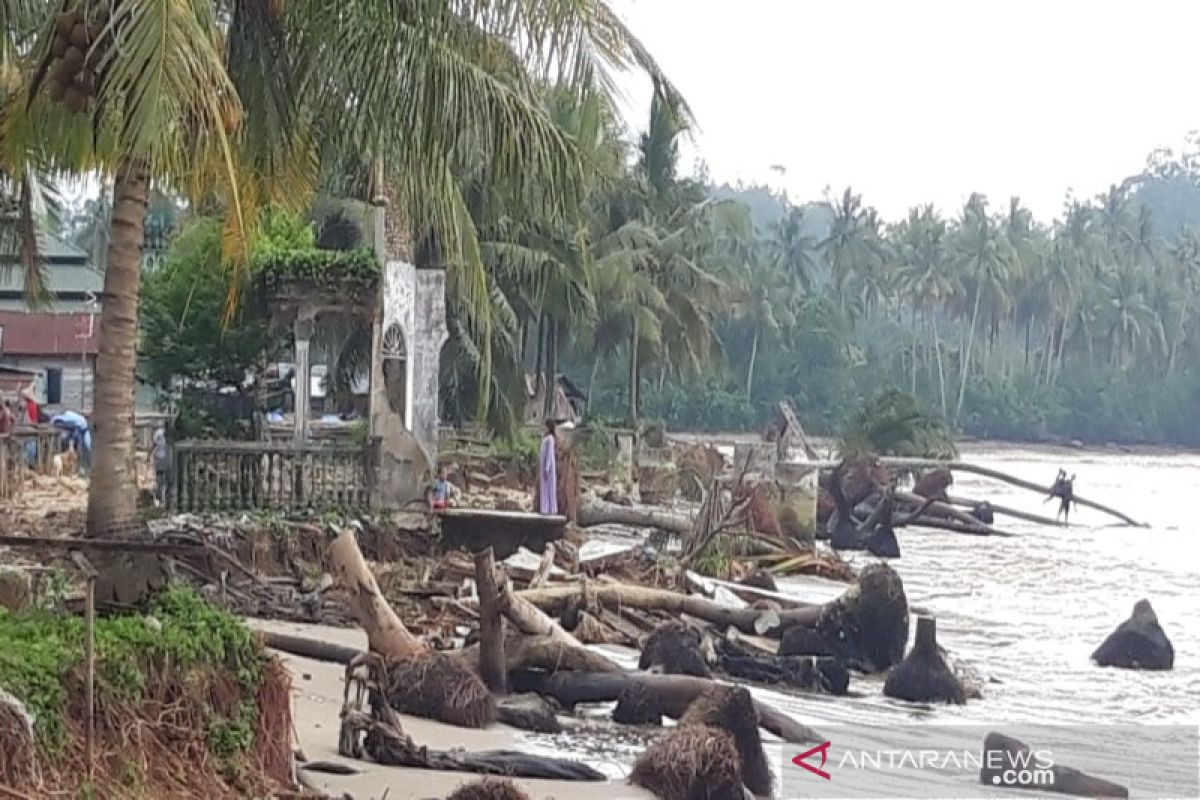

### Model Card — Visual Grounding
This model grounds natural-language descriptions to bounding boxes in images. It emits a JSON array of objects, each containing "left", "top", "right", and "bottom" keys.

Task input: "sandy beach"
[{"left": 254, "top": 619, "right": 653, "bottom": 800}]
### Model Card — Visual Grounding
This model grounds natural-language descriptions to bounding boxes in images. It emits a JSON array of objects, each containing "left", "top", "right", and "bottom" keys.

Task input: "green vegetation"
[
  {"left": 140, "top": 219, "right": 282, "bottom": 389},
  {"left": 4, "top": 0, "right": 679, "bottom": 537},
  {"left": 0, "top": 587, "right": 265, "bottom": 756},
  {"left": 255, "top": 247, "right": 379, "bottom": 294},
  {"left": 560, "top": 144, "right": 1200, "bottom": 447},
  {"left": 841, "top": 391, "right": 958, "bottom": 459}
]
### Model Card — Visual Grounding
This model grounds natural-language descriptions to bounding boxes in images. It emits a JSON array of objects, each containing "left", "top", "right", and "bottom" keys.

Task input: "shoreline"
[{"left": 256, "top": 619, "right": 654, "bottom": 800}]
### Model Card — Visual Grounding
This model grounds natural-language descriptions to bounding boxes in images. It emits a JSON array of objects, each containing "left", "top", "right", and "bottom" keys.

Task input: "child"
[{"left": 428, "top": 467, "right": 457, "bottom": 510}]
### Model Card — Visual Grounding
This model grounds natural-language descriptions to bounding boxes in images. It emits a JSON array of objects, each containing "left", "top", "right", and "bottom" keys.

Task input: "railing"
[
  {"left": 3, "top": 426, "right": 61, "bottom": 476},
  {"left": 170, "top": 438, "right": 379, "bottom": 513}
]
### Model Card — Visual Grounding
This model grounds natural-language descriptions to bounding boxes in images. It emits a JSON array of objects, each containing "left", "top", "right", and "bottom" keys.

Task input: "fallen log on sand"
[
  {"left": 578, "top": 496, "right": 692, "bottom": 535},
  {"left": 512, "top": 564, "right": 910, "bottom": 673},
  {"left": 323, "top": 524, "right": 819, "bottom": 747},
  {"left": 508, "top": 669, "right": 822, "bottom": 745},
  {"left": 510, "top": 581, "right": 820, "bottom": 637},
  {"left": 776, "top": 563, "right": 909, "bottom": 672}
]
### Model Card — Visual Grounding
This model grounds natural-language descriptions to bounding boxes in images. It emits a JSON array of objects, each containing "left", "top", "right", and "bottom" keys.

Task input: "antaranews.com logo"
[
  {"left": 792, "top": 740, "right": 1055, "bottom": 787},
  {"left": 780, "top": 724, "right": 1198, "bottom": 799}
]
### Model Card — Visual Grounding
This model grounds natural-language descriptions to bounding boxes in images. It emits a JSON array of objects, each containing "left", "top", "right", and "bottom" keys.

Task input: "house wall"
[{"left": 5, "top": 356, "right": 95, "bottom": 414}]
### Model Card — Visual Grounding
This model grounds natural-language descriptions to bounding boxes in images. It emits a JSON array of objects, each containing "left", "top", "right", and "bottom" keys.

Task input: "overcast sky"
[{"left": 612, "top": 0, "right": 1200, "bottom": 222}]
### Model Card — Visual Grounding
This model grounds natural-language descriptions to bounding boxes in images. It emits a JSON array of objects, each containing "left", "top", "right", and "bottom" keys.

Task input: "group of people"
[{"left": 0, "top": 389, "right": 93, "bottom": 474}]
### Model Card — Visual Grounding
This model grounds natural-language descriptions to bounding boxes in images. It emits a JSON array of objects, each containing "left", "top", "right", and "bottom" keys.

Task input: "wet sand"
[{"left": 253, "top": 619, "right": 653, "bottom": 800}]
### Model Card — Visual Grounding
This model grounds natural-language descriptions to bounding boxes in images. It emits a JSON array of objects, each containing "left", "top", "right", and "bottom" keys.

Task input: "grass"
[{"left": 0, "top": 586, "right": 265, "bottom": 757}]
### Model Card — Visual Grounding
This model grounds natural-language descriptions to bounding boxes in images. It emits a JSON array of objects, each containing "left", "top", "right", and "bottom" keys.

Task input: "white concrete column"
[{"left": 293, "top": 317, "right": 314, "bottom": 446}]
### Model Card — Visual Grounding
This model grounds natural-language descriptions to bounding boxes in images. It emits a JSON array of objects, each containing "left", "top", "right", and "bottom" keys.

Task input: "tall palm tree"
[
  {"left": 821, "top": 187, "right": 882, "bottom": 322},
  {"left": 4, "top": 0, "right": 681, "bottom": 535},
  {"left": 894, "top": 204, "right": 953, "bottom": 414},
  {"left": 950, "top": 194, "right": 1014, "bottom": 423}
]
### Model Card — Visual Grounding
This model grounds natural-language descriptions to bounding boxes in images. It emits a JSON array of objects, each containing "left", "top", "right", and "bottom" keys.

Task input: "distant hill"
[{"left": 709, "top": 181, "right": 833, "bottom": 240}]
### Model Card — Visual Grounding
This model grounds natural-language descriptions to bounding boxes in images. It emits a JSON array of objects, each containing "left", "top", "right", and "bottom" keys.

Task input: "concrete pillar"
[{"left": 293, "top": 316, "right": 314, "bottom": 446}]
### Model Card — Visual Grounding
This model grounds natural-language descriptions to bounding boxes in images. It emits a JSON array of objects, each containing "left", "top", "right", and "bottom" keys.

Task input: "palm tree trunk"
[
  {"left": 533, "top": 312, "right": 545, "bottom": 401},
  {"left": 587, "top": 354, "right": 600, "bottom": 415},
  {"left": 932, "top": 317, "right": 948, "bottom": 419},
  {"left": 627, "top": 319, "right": 639, "bottom": 428},
  {"left": 954, "top": 284, "right": 983, "bottom": 424},
  {"left": 543, "top": 319, "right": 557, "bottom": 421},
  {"left": 745, "top": 328, "right": 758, "bottom": 399},
  {"left": 86, "top": 161, "right": 148, "bottom": 536}
]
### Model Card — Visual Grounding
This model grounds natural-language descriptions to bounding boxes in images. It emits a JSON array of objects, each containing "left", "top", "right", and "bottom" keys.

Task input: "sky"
[{"left": 611, "top": 0, "right": 1200, "bottom": 222}]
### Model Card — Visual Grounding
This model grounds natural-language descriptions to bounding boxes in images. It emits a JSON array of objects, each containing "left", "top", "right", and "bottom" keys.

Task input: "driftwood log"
[
  {"left": 777, "top": 563, "right": 909, "bottom": 672},
  {"left": 883, "top": 617, "right": 966, "bottom": 704},
  {"left": 340, "top": 706, "right": 602, "bottom": 781},
  {"left": 508, "top": 669, "right": 822, "bottom": 745},
  {"left": 328, "top": 525, "right": 426, "bottom": 661},
  {"left": 815, "top": 458, "right": 1144, "bottom": 527},
  {"left": 509, "top": 581, "right": 820, "bottom": 638},
  {"left": 474, "top": 548, "right": 507, "bottom": 693},
  {"left": 578, "top": 496, "right": 693, "bottom": 535}
]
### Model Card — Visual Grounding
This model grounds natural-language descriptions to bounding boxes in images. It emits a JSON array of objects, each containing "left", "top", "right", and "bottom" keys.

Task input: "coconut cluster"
[{"left": 46, "top": 4, "right": 110, "bottom": 114}]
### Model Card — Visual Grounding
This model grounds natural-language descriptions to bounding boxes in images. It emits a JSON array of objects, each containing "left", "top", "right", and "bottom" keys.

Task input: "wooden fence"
[
  {"left": 1, "top": 435, "right": 23, "bottom": 502},
  {"left": 170, "top": 438, "right": 379, "bottom": 513}
]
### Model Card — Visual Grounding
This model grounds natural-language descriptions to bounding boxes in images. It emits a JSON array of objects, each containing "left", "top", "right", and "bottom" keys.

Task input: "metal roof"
[{"left": 0, "top": 233, "right": 102, "bottom": 299}]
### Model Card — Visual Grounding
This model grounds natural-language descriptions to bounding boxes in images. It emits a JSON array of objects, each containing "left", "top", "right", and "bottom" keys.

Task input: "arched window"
[{"left": 381, "top": 323, "right": 408, "bottom": 421}]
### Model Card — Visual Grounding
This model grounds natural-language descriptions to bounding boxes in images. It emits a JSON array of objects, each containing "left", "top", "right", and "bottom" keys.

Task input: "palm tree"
[
  {"left": 821, "top": 187, "right": 882, "bottom": 322},
  {"left": 5, "top": 0, "right": 681, "bottom": 535},
  {"left": 617, "top": 91, "right": 733, "bottom": 426},
  {"left": 771, "top": 205, "right": 819, "bottom": 292},
  {"left": 732, "top": 239, "right": 791, "bottom": 399},
  {"left": 894, "top": 204, "right": 953, "bottom": 414},
  {"left": 950, "top": 194, "right": 1014, "bottom": 423}
]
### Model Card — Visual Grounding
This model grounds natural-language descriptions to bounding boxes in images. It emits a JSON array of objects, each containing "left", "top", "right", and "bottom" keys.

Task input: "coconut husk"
[
  {"left": 51, "top": 34, "right": 69, "bottom": 57},
  {"left": 680, "top": 684, "right": 772, "bottom": 796},
  {"left": 384, "top": 651, "right": 496, "bottom": 728},
  {"left": 0, "top": 689, "right": 39, "bottom": 789},
  {"left": 448, "top": 778, "right": 531, "bottom": 800},
  {"left": 638, "top": 621, "right": 711, "bottom": 678},
  {"left": 629, "top": 724, "right": 743, "bottom": 800}
]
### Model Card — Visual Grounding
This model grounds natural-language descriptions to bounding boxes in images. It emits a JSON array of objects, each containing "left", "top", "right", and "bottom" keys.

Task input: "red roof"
[{"left": 0, "top": 311, "right": 100, "bottom": 356}]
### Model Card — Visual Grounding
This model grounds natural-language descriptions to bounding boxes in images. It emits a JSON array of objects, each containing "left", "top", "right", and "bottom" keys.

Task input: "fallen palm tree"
[
  {"left": 338, "top": 654, "right": 604, "bottom": 781},
  {"left": 308, "top": 525, "right": 827, "bottom": 750},
  {"left": 813, "top": 457, "right": 1144, "bottom": 527}
]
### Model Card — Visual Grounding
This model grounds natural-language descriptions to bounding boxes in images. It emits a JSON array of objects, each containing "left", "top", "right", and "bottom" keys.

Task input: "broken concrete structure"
[{"left": 367, "top": 200, "right": 449, "bottom": 509}]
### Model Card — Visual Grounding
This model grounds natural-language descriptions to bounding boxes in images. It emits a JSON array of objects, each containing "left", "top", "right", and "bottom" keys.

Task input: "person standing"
[
  {"left": 537, "top": 419, "right": 558, "bottom": 515},
  {"left": 0, "top": 401, "right": 15, "bottom": 435},
  {"left": 151, "top": 426, "right": 169, "bottom": 505}
]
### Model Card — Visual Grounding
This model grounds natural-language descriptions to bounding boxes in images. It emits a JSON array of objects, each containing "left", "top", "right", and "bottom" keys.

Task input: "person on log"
[
  {"left": 536, "top": 419, "right": 558, "bottom": 515},
  {"left": 1046, "top": 469, "right": 1076, "bottom": 523}
]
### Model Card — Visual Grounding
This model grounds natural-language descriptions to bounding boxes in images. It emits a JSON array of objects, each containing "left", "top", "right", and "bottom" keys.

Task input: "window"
[{"left": 46, "top": 368, "right": 62, "bottom": 405}]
